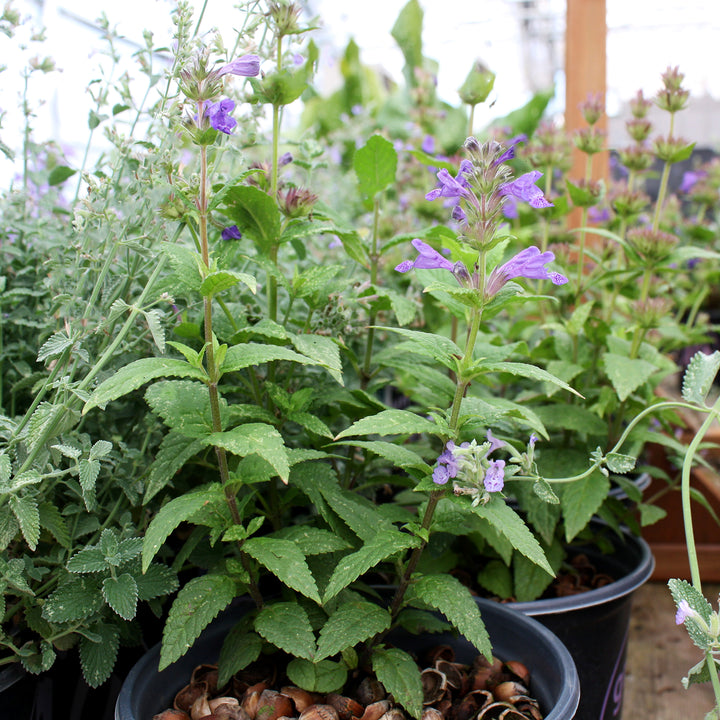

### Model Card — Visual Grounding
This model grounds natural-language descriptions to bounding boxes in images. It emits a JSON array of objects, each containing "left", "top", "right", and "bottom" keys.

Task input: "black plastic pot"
[
  {"left": 115, "top": 597, "right": 580, "bottom": 720},
  {"left": 509, "top": 525, "right": 654, "bottom": 720}
]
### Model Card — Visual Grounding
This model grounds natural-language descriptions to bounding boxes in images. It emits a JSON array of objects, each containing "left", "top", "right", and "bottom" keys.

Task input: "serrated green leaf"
[
  {"left": 354, "top": 134, "right": 397, "bottom": 200},
  {"left": 602, "top": 353, "right": 658, "bottom": 402},
  {"left": 135, "top": 563, "right": 179, "bottom": 601},
  {"left": 286, "top": 658, "right": 348, "bottom": 693},
  {"left": 221, "top": 342, "right": 320, "bottom": 373},
  {"left": 470, "top": 497, "right": 554, "bottom": 576},
  {"left": 43, "top": 577, "right": 104, "bottom": 623},
  {"left": 143, "top": 309, "right": 165, "bottom": 353},
  {"left": 10, "top": 494, "right": 39, "bottom": 550},
  {"left": 38, "top": 502, "right": 71, "bottom": 548},
  {"left": 144, "top": 431, "right": 205, "bottom": 502},
  {"left": 79, "top": 457, "right": 100, "bottom": 495},
  {"left": 255, "top": 602, "right": 316, "bottom": 659},
  {"left": 0, "top": 453, "right": 10, "bottom": 484},
  {"left": 372, "top": 648, "right": 423, "bottom": 720},
  {"left": 271, "top": 526, "right": 351, "bottom": 555},
  {"left": 472, "top": 361, "right": 582, "bottom": 398},
  {"left": 142, "top": 486, "right": 224, "bottom": 571},
  {"left": 79, "top": 624, "right": 120, "bottom": 687},
  {"left": 48, "top": 165, "right": 77, "bottom": 186},
  {"left": 476, "top": 560, "right": 513, "bottom": 599},
  {"left": 605, "top": 453, "right": 636, "bottom": 474},
  {"left": 222, "top": 185, "right": 281, "bottom": 252},
  {"left": 200, "top": 270, "right": 257, "bottom": 298},
  {"left": 532, "top": 477, "right": 559, "bottom": 504},
  {"left": 67, "top": 546, "right": 108, "bottom": 573},
  {"left": 408, "top": 574, "right": 491, "bottom": 659},
  {"left": 323, "top": 529, "right": 419, "bottom": 602},
  {"left": 316, "top": 601, "right": 391, "bottom": 661},
  {"left": 292, "top": 334, "right": 344, "bottom": 385},
  {"left": 513, "top": 539, "right": 565, "bottom": 602},
  {"left": 334, "top": 440, "right": 430, "bottom": 471},
  {"left": 145, "top": 380, "right": 217, "bottom": 438},
  {"left": 244, "top": 537, "right": 320, "bottom": 602},
  {"left": 557, "top": 470, "right": 611, "bottom": 542},
  {"left": 103, "top": 573, "right": 138, "bottom": 620},
  {"left": 335, "top": 409, "right": 439, "bottom": 440},
  {"left": 206, "top": 424, "right": 290, "bottom": 483},
  {"left": 160, "top": 574, "right": 236, "bottom": 669},
  {"left": 682, "top": 351, "right": 720, "bottom": 404},
  {"left": 381, "top": 327, "right": 461, "bottom": 368},
  {"left": 83, "top": 358, "right": 207, "bottom": 413},
  {"left": 218, "top": 628, "right": 263, "bottom": 687},
  {"left": 19, "top": 640, "right": 55, "bottom": 674},
  {"left": 37, "top": 331, "right": 74, "bottom": 362}
]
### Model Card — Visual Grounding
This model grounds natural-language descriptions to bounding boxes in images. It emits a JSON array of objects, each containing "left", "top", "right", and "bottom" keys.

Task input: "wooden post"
[{"left": 565, "top": 0, "right": 608, "bottom": 227}]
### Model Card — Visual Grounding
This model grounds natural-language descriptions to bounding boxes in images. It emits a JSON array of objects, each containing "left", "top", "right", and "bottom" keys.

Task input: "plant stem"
[{"left": 361, "top": 195, "right": 381, "bottom": 387}]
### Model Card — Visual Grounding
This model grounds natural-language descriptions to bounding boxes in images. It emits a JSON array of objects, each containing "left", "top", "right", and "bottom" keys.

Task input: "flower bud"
[
  {"left": 652, "top": 135, "right": 693, "bottom": 164},
  {"left": 625, "top": 118, "right": 652, "bottom": 143},
  {"left": 632, "top": 297, "right": 673, "bottom": 329},
  {"left": 278, "top": 186, "right": 318, "bottom": 218},
  {"left": 268, "top": 1, "right": 302, "bottom": 36},
  {"left": 573, "top": 126, "right": 605, "bottom": 155},
  {"left": 618, "top": 145, "right": 655, "bottom": 173},
  {"left": 611, "top": 188, "right": 649, "bottom": 219},
  {"left": 458, "top": 60, "right": 496, "bottom": 106},
  {"left": 626, "top": 227, "right": 678, "bottom": 264},
  {"left": 580, "top": 92, "right": 604, "bottom": 126},
  {"left": 629, "top": 90, "right": 652, "bottom": 119}
]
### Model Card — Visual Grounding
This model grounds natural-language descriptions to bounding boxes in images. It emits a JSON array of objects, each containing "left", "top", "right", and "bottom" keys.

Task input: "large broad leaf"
[
  {"left": 391, "top": 0, "right": 424, "bottom": 78},
  {"left": 222, "top": 185, "right": 281, "bottom": 252},
  {"left": 218, "top": 627, "right": 263, "bottom": 687},
  {"left": 315, "top": 601, "right": 391, "bottom": 661},
  {"left": 602, "top": 353, "right": 658, "bottom": 402},
  {"left": 286, "top": 658, "right": 348, "bottom": 694},
  {"left": 243, "top": 537, "right": 320, "bottom": 602},
  {"left": 254, "top": 602, "right": 316, "bottom": 659},
  {"left": 200, "top": 270, "right": 256, "bottom": 298},
  {"left": 323, "top": 529, "right": 419, "bottom": 602},
  {"left": 354, "top": 134, "right": 397, "bottom": 201},
  {"left": 471, "top": 361, "right": 582, "bottom": 398},
  {"left": 145, "top": 380, "right": 219, "bottom": 438},
  {"left": 408, "top": 574, "right": 491, "bottom": 659},
  {"left": 380, "top": 327, "right": 462, "bottom": 369},
  {"left": 469, "top": 497, "right": 553, "bottom": 576},
  {"left": 335, "top": 409, "right": 439, "bottom": 440},
  {"left": 79, "top": 623, "right": 120, "bottom": 688},
  {"left": 10, "top": 494, "right": 39, "bottom": 550},
  {"left": 557, "top": 470, "right": 611, "bottom": 542},
  {"left": 102, "top": 573, "right": 138, "bottom": 620},
  {"left": 291, "top": 334, "right": 344, "bottom": 385},
  {"left": 83, "top": 358, "right": 207, "bottom": 413},
  {"left": 144, "top": 432, "right": 205, "bottom": 503},
  {"left": 43, "top": 577, "right": 104, "bottom": 623},
  {"left": 142, "top": 486, "right": 224, "bottom": 571},
  {"left": 160, "top": 574, "right": 235, "bottom": 669},
  {"left": 205, "top": 424, "right": 290, "bottom": 483},
  {"left": 372, "top": 647, "right": 423, "bottom": 720},
  {"left": 221, "top": 343, "right": 319, "bottom": 373},
  {"left": 333, "top": 440, "right": 430, "bottom": 472}
]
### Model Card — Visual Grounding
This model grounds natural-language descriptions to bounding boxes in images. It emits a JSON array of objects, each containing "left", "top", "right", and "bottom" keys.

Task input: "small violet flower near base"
[
  {"left": 221, "top": 225, "right": 242, "bottom": 240},
  {"left": 675, "top": 599, "right": 696, "bottom": 625},
  {"left": 484, "top": 460, "right": 505, "bottom": 492},
  {"left": 206, "top": 98, "right": 237, "bottom": 134}
]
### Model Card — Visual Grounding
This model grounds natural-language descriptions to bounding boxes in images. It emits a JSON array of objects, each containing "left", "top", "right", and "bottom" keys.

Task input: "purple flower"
[
  {"left": 451, "top": 205, "right": 467, "bottom": 223},
  {"left": 485, "top": 246, "right": 568, "bottom": 297},
  {"left": 502, "top": 196, "right": 519, "bottom": 220},
  {"left": 588, "top": 205, "right": 611, "bottom": 223},
  {"left": 486, "top": 429, "right": 504, "bottom": 454},
  {"left": 279, "top": 152, "right": 293, "bottom": 167},
  {"left": 680, "top": 170, "right": 707, "bottom": 193},
  {"left": 432, "top": 465, "right": 451, "bottom": 485},
  {"left": 432, "top": 441, "right": 469, "bottom": 485},
  {"left": 328, "top": 235, "right": 343, "bottom": 249},
  {"left": 222, "top": 225, "right": 242, "bottom": 240},
  {"left": 499, "top": 171, "right": 553, "bottom": 209},
  {"left": 484, "top": 460, "right": 505, "bottom": 492},
  {"left": 217, "top": 54, "right": 261, "bottom": 78},
  {"left": 425, "top": 161, "right": 474, "bottom": 202},
  {"left": 206, "top": 98, "right": 237, "bottom": 134},
  {"left": 675, "top": 600, "right": 694, "bottom": 625},
  {"left": 396, "top": 239, "right": 455, "bottom": 273},
  {"left": 529, "top": 433, "right": 537, "bottom": 449},
  {"left": 422, "top": 135, "right": 435, "bottom": 154},
  {"left": 494, "top": 133, "right": 527, "bottom": 165}
]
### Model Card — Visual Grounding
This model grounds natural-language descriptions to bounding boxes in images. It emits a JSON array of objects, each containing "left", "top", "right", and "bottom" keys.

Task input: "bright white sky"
[{"left": 2, "top": 0, "right": 720, "bottom": 183}]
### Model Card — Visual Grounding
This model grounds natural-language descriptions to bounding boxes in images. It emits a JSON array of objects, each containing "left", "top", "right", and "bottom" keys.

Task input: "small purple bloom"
[
  {"left": 217, "top": 54, "right": 261, "bottom": 78},
  {"left": 486, "top": 430, "right": 504, "bottom": 454},
  {"left": 206, "top": 98, "right": 237, "bottom": 134},
  {"left": 279, "top": 152, "right": 293, "bottom": 167},
  {"left": 499, "top": 171, "right": 553, "bottom": 209},
  {"left": 485, "top": 246, "right": 568, "bottom": 297},
  {"left": 422, "top": 135, "right": 435, "bottom": 154},
  {"left": 425, "top": 162, "right": 473, "bottom": 202},
  {"left": 494, "top": 133, "right": 527, "bottom": 165},
  {"left": 222, "top": 225, "right": 242, "bottom": 240},
  {"left": 680, "top": 170, "right": 707, "bottom": 193},
  {"left": 451, "top": 204, "right": 467, "bottom": 223},
  {"left": 529, "top": 433, "right": 537, "bottom": 449},
  {"left": 328, "top": 235, "right": 343, "bottom": 249},
  {"left": 675, "top": 599, "right": 694, "bottom": 625},
  {"left": 588, "top": 205, "right": 611, "bottom": 223},
  {"left": 502, "top": 195, "right": 519, "bottom": 220},
  {"left": 484, "top": 460, "right": 505, "bottom": 492},
  {"left": 396, "top": 239, "right": 455, "bottom": 273}
]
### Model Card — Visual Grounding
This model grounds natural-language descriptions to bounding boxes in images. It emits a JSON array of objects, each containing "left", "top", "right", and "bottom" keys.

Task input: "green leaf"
[
  {"left": 470, "top": 497, "right": 554, "bottom": 576},
  {"left": 39, "top": 502, "right": 71, "bottom": 549},
  {"left": 43, "top": 577, "right": 104, "bottom": 623},
  {"left": 221, "top": 342, "right": 320, "bottom": 373},
  {"left": 37, "top": 331, "right": 74, "bottom": 362},
  {"left": 292, "top": 334, "right": 344, "bottom": 385},
  {"left": 144, "top": 432, "right": 205, "bottom": 502},
  {"left": 200, "top": 270, "right": 257, "bottom": 298},
  {"left": 10, "top": 494, "right": 39, "bottom": 550},
  {"left": 513, "top": 539, "right": 564, "bottom": 602},
  {"left": 222, "top": 185, "right": 281, "bottom": 252},
  {"left": 316, "top": 602, "right": 391, "bottom": 661},
  {"left": 408, "top": 574, "right": 491, "bottom": 659},
  {"left": 160, "top": 574, "right": 236, "bottom": 669},
  {"left": 83, "top": 358, "right": 207, "bottom": 413},
  {"left": 48, "top": 165, "right": 77, "bottom": 186},
  {"left": 602, "top": 353, "right": 658, "bottom": 402},
  {"left": 557, "top": 470, "right": 611, "bottom": 542},
  {"left": 286, "top": 658, "right": 348, "bottom": 693},
  {"left": 271, "top": 526, "right": 351, "bottom": 556},
  {"left": 476, "top": 560, "right": 513, "bottom": 599},
  {"left": 79, "top": 623, "right": 120, "bottom": 688},
  {"left": 353, "top": 134, "right": 397, "bottom": 200},
  {"left": 682, "top": 350, "right": 720, "bottom": 405},
  {"left": 391, "top": 0, "right": 424, "bottom": 76},
  {"left": 78, "top": 457, "right": 100, "bottom": 507},
  {"left": 335, "top": 409, "right": 439, "bottom": 440},
  {"left": 254, "top": 602, "right": 316, "bottom": 659},
  {"left": 135, "top": 563, "right": 179, "bottom": 601},
  {"left": 67, "top": 546, "right": 108, "bottom": 573},
  {"left": 142, "top": 487, "right": 224, "bottom": 571},
  {"left": 381, "top": 327, "right": 461, "bottom": 368},
  {"left": 605, "top": 453, "right": 636, "bottom": 474},
  {"left": 206, "top": 424, "right": 290, "bottom": 483},
  {"left": 323, "top": 529, "right": 419, "bottom": 602},
  {"left": 334, "top": 440, "right": 430, "bottom": 471},
  {"left": 102, "top": 573, "right": 138, "bottom": 620},
  {"left": 218, "top": 628, "right": 263, "bottom": 687},
  {"left": 372, "top": 647, "right": 423, "bottom": 720},
  {"left": 243, "top": 537, "right": 320, "bottom": 602},
  {"left": 473, "top": 361, "right": 582, "bottom": 398},
  {"left": 145, "top": 380, "right": 217, "bottom": 438}
]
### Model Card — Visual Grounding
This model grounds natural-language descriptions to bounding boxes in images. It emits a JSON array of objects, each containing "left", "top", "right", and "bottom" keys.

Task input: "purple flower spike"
[
  {"left": 499, "top": 170, "right": 553, "bottom": 209},
  {"left": 222, "top": 225, "right": 242, "bottom": 240},
  {"left": 217, "top": 54, "right": 261, "bottom": 78},
  {"left": 395, "top": 239, "right": 455, "bottom": 273},
  {"left": 485, "top": 246, "right": 568, "bottom": 297},
  {"left": 425, "top": 164, "right": 473, "bottom": 202},
  {"left": 206, "top": 98, "right": 237, "bottom": 134},
  {"left": 484, "top": 459, "right": 505, "bottom": 492}
]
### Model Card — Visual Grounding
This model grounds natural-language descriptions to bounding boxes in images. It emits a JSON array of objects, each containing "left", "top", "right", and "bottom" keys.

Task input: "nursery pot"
[
  {"left": 508, "top": 524, "right": 654, "bottom": 720},
  {"left": 115, "top": 597, "right": 580, "bottom": 720}
]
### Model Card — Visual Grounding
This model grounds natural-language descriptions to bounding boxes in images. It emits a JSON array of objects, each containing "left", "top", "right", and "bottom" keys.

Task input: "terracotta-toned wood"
[
  {"left": 564, "top": 0, "right": 608, "bottom": 229},
  {"left": 625, "top": 582, "right": 719, "bottom": 716}
]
